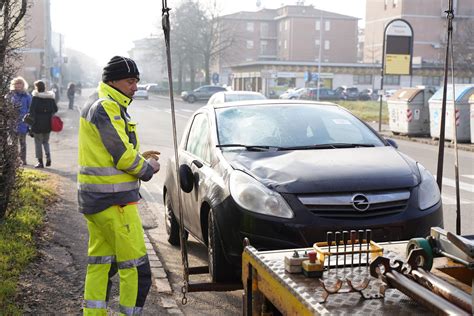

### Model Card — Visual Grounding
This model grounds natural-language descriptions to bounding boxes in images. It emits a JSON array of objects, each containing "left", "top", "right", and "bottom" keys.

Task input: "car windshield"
[{"left": 215, "top": 104, "right": 384, "bottom": 150}]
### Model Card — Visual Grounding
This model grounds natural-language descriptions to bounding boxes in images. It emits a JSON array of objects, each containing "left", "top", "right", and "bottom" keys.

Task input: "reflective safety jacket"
[{"left": 78, "top": 82, "right": 154, "bottom": 214}]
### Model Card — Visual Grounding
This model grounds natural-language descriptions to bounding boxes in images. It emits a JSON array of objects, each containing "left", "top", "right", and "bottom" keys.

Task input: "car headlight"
[
  {"left": 417, "top": 163, "right": 441, "bottom": 210},
  {"left": 229, "top": 170, "right": 294, "bottom": 219}
]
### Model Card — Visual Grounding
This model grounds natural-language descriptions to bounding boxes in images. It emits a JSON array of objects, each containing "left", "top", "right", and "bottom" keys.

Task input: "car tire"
[
  {"left": 188, "top": 95, "right": 196, "bottom": 103},
  {"left": 165, "top": 193, "right": 187, "bottom": 246},
  {"left": 207, "top": 209, "right": 234, "bottom": 283}
]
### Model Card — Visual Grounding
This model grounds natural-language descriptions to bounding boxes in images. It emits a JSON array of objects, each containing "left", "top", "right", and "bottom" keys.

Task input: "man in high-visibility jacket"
[{"left": 78, "top": 56, "right": 160, "bottom": 316}]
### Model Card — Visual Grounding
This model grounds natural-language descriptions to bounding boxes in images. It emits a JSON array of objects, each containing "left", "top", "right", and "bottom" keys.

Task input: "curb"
[
  {"left": 380, "top": 131, "right": 474, "bottom": 152},
  {"left": 144, "top": 232, "right": 184, "bottom": 315}
]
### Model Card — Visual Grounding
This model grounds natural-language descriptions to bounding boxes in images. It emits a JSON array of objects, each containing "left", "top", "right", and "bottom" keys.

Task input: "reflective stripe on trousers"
[{"left": 83, "top": 204, "right": 152, "bottom": 316}]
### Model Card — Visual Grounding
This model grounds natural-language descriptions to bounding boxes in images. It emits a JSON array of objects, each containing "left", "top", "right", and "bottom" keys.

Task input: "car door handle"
[{"left": 192, "top": 160, "right": 203, "bottom": 168}]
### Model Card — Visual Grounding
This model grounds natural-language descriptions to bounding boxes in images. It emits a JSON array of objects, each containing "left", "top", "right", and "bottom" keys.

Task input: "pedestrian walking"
[
  {"left": 29, "top": 80, "right": 58, "bottom": 168},
  {"left": 67, "top": 82, "right": 75, "bottom": 110},
  {"left": 78, "top": 56, "right": 160, "bottom": 315},
  {"left": 7, "top": 76, "right": 32, "bottom": 165},
  {"left": 52, "top": 82, "right": 61, "bottom": 104}
]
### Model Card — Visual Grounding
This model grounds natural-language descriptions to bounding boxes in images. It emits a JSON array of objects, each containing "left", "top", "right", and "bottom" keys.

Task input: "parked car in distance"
[
  {"left": 181, "top": 85, "right": 227, "bottom": 103},
  {"left": 145, "top": 83, "right": 165, "bottom": 94},
  {"left": 163, "top": 99, "right": 443, "bottom": 282},
  {"left": 207, "top": 91, "right": 266, "bottom": 105},
  {"left": 299, "top": 88, "right": 340, "bottom": 101},
  {"left": 279, "top": 87, "right": 307, "bottom": 99},
  {"left": 344, "top": 87, "right": 360, "bottom": 100},
  {"left": 358, "top": 88, "right": 374, "bottom": 101},
  {"left": 133, "top": 84, "right": 149, "bottom": 100}
]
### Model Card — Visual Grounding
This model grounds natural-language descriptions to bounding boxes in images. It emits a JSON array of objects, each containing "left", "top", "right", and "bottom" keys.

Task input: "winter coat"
[
  {"left": 8, "top": 91, "right": 32, "bottom": 134},
  {"left": 29, "top": 91, "right": 58, "bottom": 134}
]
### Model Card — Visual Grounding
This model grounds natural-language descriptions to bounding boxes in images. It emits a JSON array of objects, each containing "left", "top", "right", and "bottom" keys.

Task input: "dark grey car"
[
  {"left": 181, "top": 85, "right": 227, "bottom": 103},
  {"left": 163, "top": 100, "right": 443, "bottom": 282}
]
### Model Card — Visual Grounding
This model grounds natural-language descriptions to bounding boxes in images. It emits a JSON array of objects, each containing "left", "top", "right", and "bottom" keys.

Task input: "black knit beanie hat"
[{"left": 102, "top": 56, "right": 140, "bottom": 82}]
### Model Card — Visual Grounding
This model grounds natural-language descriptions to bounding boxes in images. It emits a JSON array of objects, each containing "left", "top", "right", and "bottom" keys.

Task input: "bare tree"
[
  {"left": 439, "top": 19, "right": 474, "bottom": 74},
  {"left": 0, "top": 0, "right": 29, "bottom": 219}
]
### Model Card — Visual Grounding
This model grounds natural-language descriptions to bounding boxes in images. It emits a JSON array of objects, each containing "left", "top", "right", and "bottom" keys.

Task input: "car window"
[
  {"left": 185, "top": 113, "right": 211, "bottom": 163},
  {"left": 216, "top": 105, "right": 384, "bottom": 148}
]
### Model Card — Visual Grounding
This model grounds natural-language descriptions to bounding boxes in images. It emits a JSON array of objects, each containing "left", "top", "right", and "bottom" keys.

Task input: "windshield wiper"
[
  {"left": 277, "top": 143, "right": 376, "bottom": 150},
  {"left": 216, "top": 144, "right": 281, "bottom": 151}
]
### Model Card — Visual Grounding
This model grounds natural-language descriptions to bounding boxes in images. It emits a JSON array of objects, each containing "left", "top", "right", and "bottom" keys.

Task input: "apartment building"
[
  {"left": 128, "top": 37, "right": 166, "bottom": 84},
  {"left": 218, "top": 5, "right": 359, "bottom": 77},
  {"left": 364, "top": 0, "right": 474, "bottom": 66},
  {"left": 18, "top": 0, "right": 54, "bottom": 85}
]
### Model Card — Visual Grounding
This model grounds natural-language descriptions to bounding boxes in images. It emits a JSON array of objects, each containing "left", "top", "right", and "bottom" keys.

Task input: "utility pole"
[{"left": 316, "top": 6, "right": 323, "bottom": 101}]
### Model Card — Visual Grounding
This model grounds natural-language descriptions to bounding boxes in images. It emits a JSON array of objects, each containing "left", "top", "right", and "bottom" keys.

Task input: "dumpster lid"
[
  {"left": 430, "top": 84, "right": 474, "bottom": 102},
  {"left": 388, "top": 88, "right": 424, "bottom": 102}
]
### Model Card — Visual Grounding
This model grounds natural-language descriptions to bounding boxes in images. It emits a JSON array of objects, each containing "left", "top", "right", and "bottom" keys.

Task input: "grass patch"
[
  {"left": 337, "top": 100, "right": 389, "bottom": 124},
  {"left": 0, "top": 169, "right": 57, "bottom": 314}
]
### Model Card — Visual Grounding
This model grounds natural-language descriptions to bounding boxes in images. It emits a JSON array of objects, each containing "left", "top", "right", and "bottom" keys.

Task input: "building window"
[
  {"left": 260, "top": 22, "right": 269, "bottom": 37},
  {"left": 325, "top": 21, "right": 330, "bottom": 31},
  {"left": 280, "top": 22, "right": 283, "bottom": 31},
  {"left": 246, "top": 22, "right": 254, "bottom": 32},
  {"left": 385, "top": 75, "right": 400, "bottom": 85},
  {"left": 393, "top": 0, "right": 398, "bottom": 7},
  {"left": 260, "top": 40, "right": 268, "bottom": 54},
  {"left": 454, "top": 77, "right": 471, "bottom": 84},
  {"left": 354, "top": 74, "right": 373, "bottom": 85},
  {"left": 422, "top": 76, "right": 441, "bottom": 86},
  {"left": 315, "top": 20, "right": 320, "bottom": 31},
  {"left": 324, "top": 40, "right": 330, "bottom": 50},
  {"left": 246, "top": 40, "right": 254, "bottom": 49},
  {"left": 384, "top": 0, "right": 388, "bottom": 9},
  {"left": 285, "top": 20, "right": 289, "bottom": 31},
  {"left": 315, "top": 39, "right": 320, "bottom": 46},
  {"left": 284, "top": 40, "right": 287, "bottom": 49},
  {"left": 278, "top": 40, "right": 281, "bottom": 48}
]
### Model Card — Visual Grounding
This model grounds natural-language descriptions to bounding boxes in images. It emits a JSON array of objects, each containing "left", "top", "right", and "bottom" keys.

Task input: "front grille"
[{"left": 298, "top": 190, "right": 410, "bottom": 218}]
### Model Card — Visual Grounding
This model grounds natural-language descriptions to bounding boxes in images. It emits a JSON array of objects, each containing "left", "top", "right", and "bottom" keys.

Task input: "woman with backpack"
[{"left": 29, "top": 80, "right": 58, "bottom": 168}]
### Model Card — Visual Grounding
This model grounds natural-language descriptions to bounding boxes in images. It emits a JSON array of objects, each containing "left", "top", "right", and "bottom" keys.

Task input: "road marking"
[
  {"left": 462, "top": 175, "right": 474, "bottom": 180},
  {"left": 442, "top": 177, "right": 474, "bottom": 193},
  {"left": 163, "top": 110, "right": 189, "bottom": 119},
  {"left": 441, "top": 194, "right": 472, "bottom": 205},
  {"left": 181, "top": 109, "right": 194, "bottom": 113}
]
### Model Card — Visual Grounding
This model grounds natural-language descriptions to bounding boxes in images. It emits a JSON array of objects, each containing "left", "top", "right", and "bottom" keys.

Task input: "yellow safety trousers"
[{"left": 83, "top": 204, "right": 151, "bottom": 316}]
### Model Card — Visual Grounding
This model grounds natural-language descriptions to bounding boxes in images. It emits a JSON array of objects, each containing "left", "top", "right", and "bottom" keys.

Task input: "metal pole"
[
  {"left": 449, "top": 32, "right": 462, "bottom": 235},
  {"left": 162, "top": 0, "right": 190, "bottom": 303},
  {"left": 316, "top": 6, "right": 322, "bottom": 101},
  {"left": 436, "top": 0, "right": 454, "bottom": 192},
  {"left": 378, "top": 26, "right": 387, "bottom": 132}
]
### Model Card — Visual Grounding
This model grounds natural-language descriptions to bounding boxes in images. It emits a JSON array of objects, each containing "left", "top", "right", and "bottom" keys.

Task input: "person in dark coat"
[
  {"left": 29, "top": 80, "right": 58, "bottom": 168},
  {"left": 67, "top": 82, "right": 75, "bottom": 110},
  {"left": 7, "top": 76, "right": 32, "bottom": 165}
]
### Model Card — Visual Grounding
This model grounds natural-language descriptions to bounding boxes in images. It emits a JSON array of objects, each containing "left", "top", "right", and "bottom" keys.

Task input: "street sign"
[{"left": 384, "top": 19, "right": 414, "bottom": 75}]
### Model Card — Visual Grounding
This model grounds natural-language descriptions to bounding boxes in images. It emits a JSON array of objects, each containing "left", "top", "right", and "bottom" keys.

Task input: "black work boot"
[
  {"left": 46, "top": 155, "right": 51, "bottom": 167},
  {"left": 35, "top": 159, "right": 44, "bottom": 168}
]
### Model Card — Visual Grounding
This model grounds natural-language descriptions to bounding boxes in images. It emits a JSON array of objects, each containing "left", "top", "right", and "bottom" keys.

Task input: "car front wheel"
[
  {"left": 188, "top": 95, "right": 196, "bottom": 103},
  {"left": 165, "top": 193, "right": 188, "bottom": 246},
  {"left": 207, "top": 209, "right": 234, "bottom": 282}
]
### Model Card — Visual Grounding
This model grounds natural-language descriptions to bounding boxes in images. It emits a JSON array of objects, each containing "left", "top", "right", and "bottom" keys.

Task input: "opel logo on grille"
[{"left": 351, "top": 194, "right": 370, "bottom": 212}]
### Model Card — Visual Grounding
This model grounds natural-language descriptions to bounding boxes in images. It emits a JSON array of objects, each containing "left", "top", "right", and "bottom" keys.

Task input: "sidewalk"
[{"left": 17, "top": 94, "right": 177, "bottom": 315}]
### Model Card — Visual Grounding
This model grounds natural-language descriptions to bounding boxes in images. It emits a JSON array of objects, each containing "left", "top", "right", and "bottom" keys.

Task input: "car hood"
[{"left": 223, "top": 147, "right": 419, "bottom": 193}]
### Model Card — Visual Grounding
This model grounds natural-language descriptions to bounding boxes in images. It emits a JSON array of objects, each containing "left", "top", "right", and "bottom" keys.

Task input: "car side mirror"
[
  {"left": 386, "top": 138, "right": 398, "bottom": 148},
  {"left": 179, "top": 164, "right": 194, "bottom": 193}
]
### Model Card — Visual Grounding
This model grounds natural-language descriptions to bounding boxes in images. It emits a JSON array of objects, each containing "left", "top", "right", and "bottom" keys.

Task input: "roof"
[{"left": 208, "top": 99, "right": 338, "bottom": 110}]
